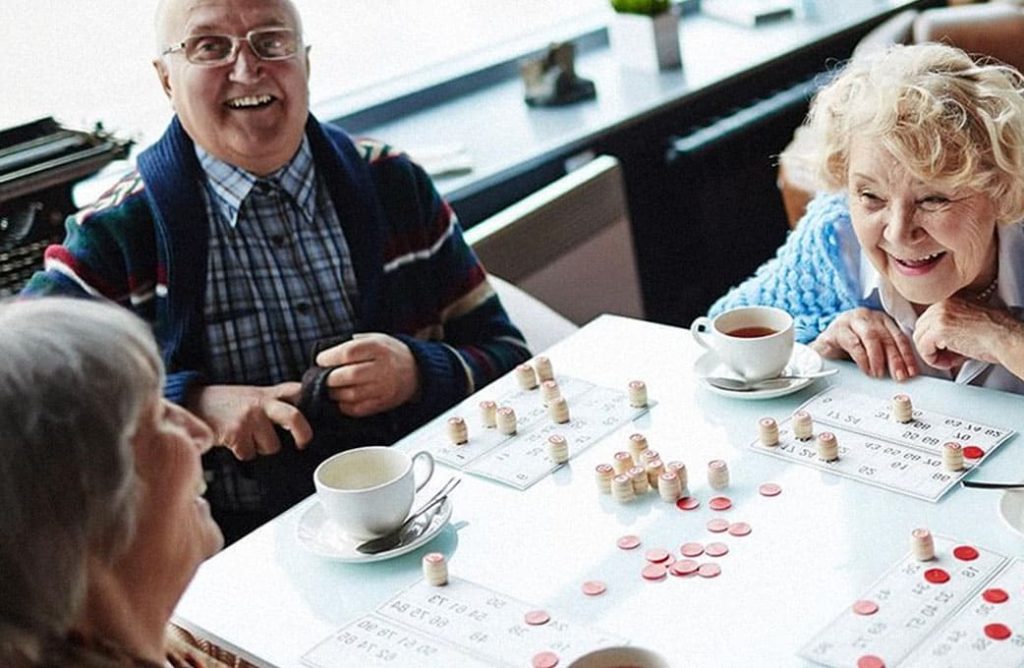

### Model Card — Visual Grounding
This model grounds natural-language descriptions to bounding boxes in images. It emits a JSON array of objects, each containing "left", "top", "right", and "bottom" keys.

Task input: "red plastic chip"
[
  {"left": 676, "top": 496, "right": 701, "bottom": 511},
  {"left": 705, "top": 542, "right": 729, "bottom": 558},
  {"left": 680, "top": 542, "right": 704, "bottom": 558},
  {"left": 924, "top": 568, "right": 950, "bottom": 584},
  {"left": 532, "top": 651, "right": 560, "bottom": 668},
  {"left": 645, "top": 548, "right": 670, "bottom": 563},
  {"left": 670, "top": 559, "right": 700, "bottom": 576},
  {"left": 616, "top": 535, "right": 641, "bottom": 550},
  {"left": 962, "top": 446, "right": 985, "bottom": 459},
  {"left": 697, "top": 563, "right": 721, "bottom": 578},
  {"left": 983, "top": 588, "right": 1009, "bottom": 604},
  {"left": 727, "top": 522, "right": 752, "bottom": 537},
  {"left": 708, "top": 496, "right": 733, "bottom": 511},
  {"left": 985, "top": 623, "right": 1012, "bottom": 641},
  {"left": 856, "top": 656, "right": 885, "bottom": 668},
  {"left": 758, "top": 482, "right": 782, "bottom": 497},
  {"left": 525, "top": 610, "right": 551, "bottom": 626},
  {"left": 852, "top": 600, "right": 879, "bottom": 616},
  {"left": 706, "top": 519, "right": 730, "bottom": 533},
  {"left": 953, "top": 545, "right": 979, "bottom": 561},
  {"left": 581, "top": 580, "right": 606, "bottom": 596},
  {"left": 642, "top": 564, "right": 668, "bottom": 581}
]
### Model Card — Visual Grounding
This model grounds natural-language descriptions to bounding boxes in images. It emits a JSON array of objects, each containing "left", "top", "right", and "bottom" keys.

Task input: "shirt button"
[
  {"left": 270, "top": 234, "right": 286, "bottom": 247},
  {"left": 296, "top": 302, "right": 311, "bottom": 315},
  {"left": 254, "top": 181, "right": 272, "bottom": 195}
]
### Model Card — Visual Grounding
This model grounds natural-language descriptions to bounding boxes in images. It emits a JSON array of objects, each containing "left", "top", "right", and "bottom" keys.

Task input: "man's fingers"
[
  {"left": 269, "top": 381, "right": 303, "bottom": 404},
  {"left": 316, "top": 337, "right": 379, "bottom": 367},
  {"left": 264, "top": 399, "right": 313, "bottom": 449},
  {"left": 325, "top": 360, "right": 374, "bottom": 388},
  {"left": 250, "top": 417, "right": 284, "bottom": 457}
]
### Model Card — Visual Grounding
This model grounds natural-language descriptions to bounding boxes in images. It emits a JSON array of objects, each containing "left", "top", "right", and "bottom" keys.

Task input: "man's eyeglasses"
[{"left": 162, "top": 28, "right": 300, "bottom": 66}]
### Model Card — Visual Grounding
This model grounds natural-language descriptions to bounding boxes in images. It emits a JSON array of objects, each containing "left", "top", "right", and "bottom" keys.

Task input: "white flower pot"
[{"left": 608, "top": 8, "right": 682, "bottom": 71}]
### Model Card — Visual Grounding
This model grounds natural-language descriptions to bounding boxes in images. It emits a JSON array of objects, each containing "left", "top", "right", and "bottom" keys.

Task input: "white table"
[{"left": 173, "top": 315, "right": 1024, "bottom": 667}]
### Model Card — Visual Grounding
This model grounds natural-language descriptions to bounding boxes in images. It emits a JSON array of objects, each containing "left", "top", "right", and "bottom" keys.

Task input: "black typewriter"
[{"left": 0, "top": 117, "right": 131, "bottom": 296}]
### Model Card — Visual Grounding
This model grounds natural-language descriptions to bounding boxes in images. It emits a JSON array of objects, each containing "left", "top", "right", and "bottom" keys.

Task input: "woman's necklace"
[{"left": 972, "top": 276, "right": 999, "bottom": 303}]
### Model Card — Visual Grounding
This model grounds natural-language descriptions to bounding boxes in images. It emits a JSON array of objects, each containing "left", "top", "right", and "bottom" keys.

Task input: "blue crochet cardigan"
[{"left": 709, "top": 193, "right": 864, "bottom": 343}]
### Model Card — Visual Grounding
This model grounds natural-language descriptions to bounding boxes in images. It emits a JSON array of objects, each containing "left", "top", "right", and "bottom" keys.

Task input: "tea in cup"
[
  {"left": 314, "top": 446, "right": 434, "bottom": 540},
  {"left": 690, "top": 306, "right": 794, "bottom": 381}
]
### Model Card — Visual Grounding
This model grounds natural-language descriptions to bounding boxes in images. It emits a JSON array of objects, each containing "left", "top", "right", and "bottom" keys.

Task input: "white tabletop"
[{"left": 173, "top": 315, "right": 1024, "bottom": 667}]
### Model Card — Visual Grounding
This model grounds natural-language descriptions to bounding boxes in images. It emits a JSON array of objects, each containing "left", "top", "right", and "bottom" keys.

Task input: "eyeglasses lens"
[{"left": 183, "top": 29, "right": 297, "bottom": 65}]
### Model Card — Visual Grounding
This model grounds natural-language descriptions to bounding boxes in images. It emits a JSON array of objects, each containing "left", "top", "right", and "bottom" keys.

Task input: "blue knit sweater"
[{"left": 709, "top": 193, "right": 863, "bottom": 343}]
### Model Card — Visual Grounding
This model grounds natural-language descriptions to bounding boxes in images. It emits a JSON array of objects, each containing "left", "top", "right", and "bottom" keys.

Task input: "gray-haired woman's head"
[
  {"left": 0, "top": 298, "right": 162, "bottom": 645},
  {"left": 798, "top": 42, "right": 1024, "bottom": 224}
]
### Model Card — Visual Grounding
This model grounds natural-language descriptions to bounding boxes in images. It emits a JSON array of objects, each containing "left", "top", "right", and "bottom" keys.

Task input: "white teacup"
[
  {"left": 690, "top": 306, "right": 794, "bottom": 381},
  {"left": 568, "top": 646, "right": 670, "bottom": 668},
  {"left": 314, "top": 447, "right": 435, "bottom": 540}
]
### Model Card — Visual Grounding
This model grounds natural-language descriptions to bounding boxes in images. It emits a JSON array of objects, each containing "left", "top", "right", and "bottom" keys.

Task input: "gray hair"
[
  {"left": 0, "top": 298, "right": 162, "bottom": 645},
  {"left": 794, "top": 42, "right": 1024, "bottom": 224}
]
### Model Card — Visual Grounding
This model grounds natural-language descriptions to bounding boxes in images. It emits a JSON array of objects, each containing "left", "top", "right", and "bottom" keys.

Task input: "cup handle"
[
  {"left": 691, "top": 316, "right": 714, "bottom": 350},
  {"left": 411, "top": 451, "right": 435, "bottom": 493}
]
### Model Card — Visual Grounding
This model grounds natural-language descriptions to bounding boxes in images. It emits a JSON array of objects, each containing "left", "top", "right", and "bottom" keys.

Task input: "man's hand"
[
  {"left": 315, "top": 333, "right": 420, "bottom": 417},
  {"left": 811, "top": 307, "right": 918, "bottom": 381},
  {"left": 188, "top": 383, "right": 313, "bottom": 461}
]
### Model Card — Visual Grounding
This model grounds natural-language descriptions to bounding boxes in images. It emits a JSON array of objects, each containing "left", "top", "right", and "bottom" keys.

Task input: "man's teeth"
[{"left": 226, "top": 94, "right": 273, "bottom": 108}]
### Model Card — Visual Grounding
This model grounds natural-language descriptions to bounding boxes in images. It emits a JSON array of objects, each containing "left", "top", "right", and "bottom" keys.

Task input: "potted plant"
[{"left": 608, "top": 0, "right": 681, "bottom": 71}]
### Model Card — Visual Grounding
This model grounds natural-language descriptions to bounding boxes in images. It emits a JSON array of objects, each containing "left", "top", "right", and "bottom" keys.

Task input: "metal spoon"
[
  {"left": 704, "top": 368, "right": 837, "bottom": 392},
  {"left": 356, "top": 477, "right": 460, "bottom": 555},
  {"left": 961, "top": 480, "right": 1024, "bottom": 490}
]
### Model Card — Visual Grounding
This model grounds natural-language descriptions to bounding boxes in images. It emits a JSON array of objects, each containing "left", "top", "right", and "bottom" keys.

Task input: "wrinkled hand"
[
  {"left": 315, "top": 333, "right": 420, "bottom": 417},
  {"left": 811, "top": 307, "right": 917, "bottom": 381},
  {"left": 914, "top": 297, "right": 1020, "bottom": 370},
  {"left": 188, "top": 383, "right": 312, "bottom": 461}
]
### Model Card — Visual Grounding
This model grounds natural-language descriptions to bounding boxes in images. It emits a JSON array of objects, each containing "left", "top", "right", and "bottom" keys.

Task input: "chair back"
[{"left": 466, "top": 155, "right": 643, "bottom": 326}]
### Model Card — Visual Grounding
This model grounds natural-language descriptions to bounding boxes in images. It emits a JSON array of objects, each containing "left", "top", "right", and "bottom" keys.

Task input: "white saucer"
[
  {"left": 998, "top": 490, "right": 1024, "bottom": 537},
  {"left": 695, "top": 342, "right": 825, "bottom": 400},
  {"left": 297, "top": 498, "right": 452, "bottom": 563}
]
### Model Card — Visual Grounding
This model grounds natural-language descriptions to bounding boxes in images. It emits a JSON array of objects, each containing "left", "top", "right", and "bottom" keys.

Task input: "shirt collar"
[{"left": 195, "top": 136, "right": 318, "bottom": 228}]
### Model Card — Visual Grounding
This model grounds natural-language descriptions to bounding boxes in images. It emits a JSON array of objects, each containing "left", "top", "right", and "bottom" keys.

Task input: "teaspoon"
[{"left": 704, "top": 368, "right": 837, "bottom": 392}]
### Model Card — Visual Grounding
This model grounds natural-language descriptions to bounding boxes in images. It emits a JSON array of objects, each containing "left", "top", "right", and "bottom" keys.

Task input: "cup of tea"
[
  {"left": 690, "top": 306, "right": 794, "bottom": 381},
  {"left": 314, "top": 446, "right": 435, "bottom": 540}
]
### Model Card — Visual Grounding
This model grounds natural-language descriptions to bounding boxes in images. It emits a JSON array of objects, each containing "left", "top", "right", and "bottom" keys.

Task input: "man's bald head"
[{"left": 154, "top": 0, "right": 303, "bottom": 54}]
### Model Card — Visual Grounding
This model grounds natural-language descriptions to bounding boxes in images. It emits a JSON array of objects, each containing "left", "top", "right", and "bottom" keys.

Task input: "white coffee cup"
[
  {"left": 314, "top": 447, "right": 435, "bottom": 540},
  {"left": 690, "top": 306, "right": 795, "bottom": 381},
  {"left": 567, "top": 646, "right": 670, "bottom": 668}
]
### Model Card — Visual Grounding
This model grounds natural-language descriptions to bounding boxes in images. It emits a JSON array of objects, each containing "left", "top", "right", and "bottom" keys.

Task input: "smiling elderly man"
[{"left": 24, "top": 0, "right": 529, "bottom": 541}]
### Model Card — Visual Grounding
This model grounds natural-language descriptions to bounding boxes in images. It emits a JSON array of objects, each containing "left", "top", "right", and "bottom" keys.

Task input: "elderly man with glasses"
[{"left": 24, "top": 0, "right": 530, "bottom": 542}]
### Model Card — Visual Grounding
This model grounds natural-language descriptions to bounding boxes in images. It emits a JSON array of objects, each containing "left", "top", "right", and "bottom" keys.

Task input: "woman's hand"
[
  {"left": 914, "top": 297, "right": 1024, "bottom": 371},
  {"left": 811, "top": 307, "right": 918, "bottom": 381}
]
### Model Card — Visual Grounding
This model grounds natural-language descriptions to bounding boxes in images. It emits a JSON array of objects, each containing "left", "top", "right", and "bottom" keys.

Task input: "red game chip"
[
  {"left": 953, "top": 545, "right": 979, "bottom": 561},
  {"left": 697, "top": 563, "right": 721, "bottom": 578},
  {"left": 581, "top": 580, "right": 607, "bottom": 596},
  {"left": 924, "top": 568, "right": 950, "bottom": 584},
  {"left": 670, "top": 559, "right": 700, "bottom": 576},
  {"left": 983, "top": 588, "right": 1009, "bottom": 604},
  {"left": 707, "top": 519, "right": 730, "bottom": 533},
  {"left": 525, "top": 610, "right": 551, "bottom": 626},
  {"left": 642, "top": 564, "right": 668, "bottom": 581},
  {"left": 709, "top": 496, "right": 733, "bottom": 511},
  {"left": 705, "top": 542, "right": 729, "bottom": 557},
  {"left": 676, "top": 496, "right": 701, "bottom": 511},
  {"left": 856, "top": 656, "right": 885, "bottom": 668},
  {"left": 759, "top": 482, "right": 782, "bottom": 497},
  {"left": 645, "top": 548, "right": 670, "bottom": 563},
  {"left": 616, "top": 535, "right": 641, "bottom": 550},
  {"left": 680, "top": 542, "right": 704, "bottom": 558},
  {"left": 728, "top": 522, "right": 752, "bottom": 537},
  {"left": 985, "top": 623, "right": 1012, "bottom": 640},
  {"left": 852, "top": 600, "right": 879, "bottom": 616},
  {"left": 963, "top": 446, "right": 985, "bottom": 459},
  {"left": 532, "top": 651, "right": 560, "bottom": 668}
]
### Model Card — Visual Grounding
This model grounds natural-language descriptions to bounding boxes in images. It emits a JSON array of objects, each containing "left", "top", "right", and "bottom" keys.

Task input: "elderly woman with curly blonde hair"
[{"left": 710, "top": 42, "right": 1024, "bottom": 393}]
